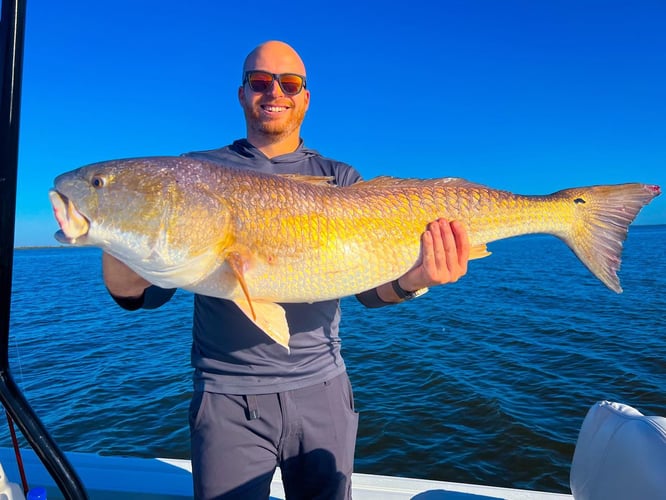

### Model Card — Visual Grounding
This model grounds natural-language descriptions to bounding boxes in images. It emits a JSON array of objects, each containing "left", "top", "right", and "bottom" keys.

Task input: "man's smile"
[{"left": 261, "top": 104, "right": 290, "bottom": 113}]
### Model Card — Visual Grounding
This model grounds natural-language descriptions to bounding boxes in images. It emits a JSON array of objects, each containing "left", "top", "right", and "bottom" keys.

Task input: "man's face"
[{"left": 239, "top": 47, "right": 310, "bottom": 141}]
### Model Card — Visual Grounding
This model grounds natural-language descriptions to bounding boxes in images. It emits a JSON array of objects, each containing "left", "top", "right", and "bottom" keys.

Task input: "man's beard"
[{"left": 245, "top": 105, "right": 307, "bottom": 140}]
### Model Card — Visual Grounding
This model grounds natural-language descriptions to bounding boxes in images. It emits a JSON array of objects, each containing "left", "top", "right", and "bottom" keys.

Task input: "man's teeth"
[{"left": 263, "top": 105, "right": 287, "bottom": 112}]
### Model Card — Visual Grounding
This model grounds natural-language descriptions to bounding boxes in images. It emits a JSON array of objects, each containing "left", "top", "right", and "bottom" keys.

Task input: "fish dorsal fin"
[
  {"left": 350, "top": 176, "right": 490, "bottom": 189},
  {"left": 278, "top": 174, "right": 336, "bottom": 186},
  {"left": 348, "top": 176, "right": 415, "bottom": 188},
  {"left": 435, "top": 177, "right": 490, "bottom": 189}
]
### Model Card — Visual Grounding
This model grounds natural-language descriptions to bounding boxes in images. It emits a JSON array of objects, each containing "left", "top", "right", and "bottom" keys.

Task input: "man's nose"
[{"left": 267, "top": 79, "right": 284, "bottom": 97}]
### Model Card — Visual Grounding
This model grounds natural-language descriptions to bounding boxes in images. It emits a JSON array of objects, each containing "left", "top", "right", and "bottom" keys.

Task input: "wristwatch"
[{"left": 391, "top": 279, "right": 428, "bottom": 301}]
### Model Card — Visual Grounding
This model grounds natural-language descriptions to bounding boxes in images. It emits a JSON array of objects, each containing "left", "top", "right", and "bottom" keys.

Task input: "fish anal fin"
[
  {"left": 233, "top": 299, "right": 291, "bottom": 351},
  {"left": 469, "top": 244, "right": 492, "bottom": 260},
  {"left": 226, "top": 251, "right": 256, "bottom": 320}
]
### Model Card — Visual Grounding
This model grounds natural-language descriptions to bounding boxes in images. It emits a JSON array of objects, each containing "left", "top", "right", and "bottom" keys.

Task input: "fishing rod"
[{"left": 0, "top": 0, "right": 88, "bottom": 497}]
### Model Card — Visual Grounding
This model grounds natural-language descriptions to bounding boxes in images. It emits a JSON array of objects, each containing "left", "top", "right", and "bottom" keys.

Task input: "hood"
[{"left": 229, "top": 139, "right": 321, "bottom": 164}]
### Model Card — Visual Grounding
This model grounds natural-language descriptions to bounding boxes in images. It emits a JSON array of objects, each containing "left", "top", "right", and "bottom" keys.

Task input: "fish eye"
[{"left": 91, "top": 175, "right": 106, "bottom": 189}]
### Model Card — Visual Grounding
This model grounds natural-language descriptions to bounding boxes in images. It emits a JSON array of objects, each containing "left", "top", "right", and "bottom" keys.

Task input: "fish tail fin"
[{"left": 558, "top": 183, "right": 660, "bottom": 293}]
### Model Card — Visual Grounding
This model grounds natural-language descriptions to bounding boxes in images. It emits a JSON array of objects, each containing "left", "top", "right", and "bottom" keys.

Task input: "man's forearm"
[{"left": 102, "top": 253, "right": 150, "bottom": 298}]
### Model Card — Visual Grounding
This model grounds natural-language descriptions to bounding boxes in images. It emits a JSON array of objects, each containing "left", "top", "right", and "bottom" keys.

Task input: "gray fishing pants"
[{"left": 189, "top": 372, "right": 359, "bottom": 499}]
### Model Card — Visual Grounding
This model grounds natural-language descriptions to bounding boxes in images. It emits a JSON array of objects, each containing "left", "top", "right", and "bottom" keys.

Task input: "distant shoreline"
[{"left": 14, "top": 245, "right": 98, "bottom": 250}]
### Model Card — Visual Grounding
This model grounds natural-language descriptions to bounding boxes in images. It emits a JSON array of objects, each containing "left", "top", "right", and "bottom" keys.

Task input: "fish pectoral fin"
[
  {"left": 233, "top": 299, "right": 291, "bottom": 351},
  {"left": 469, "top": 244, "right": 492, "bottom": 260},
  {"left": 226, "top": 251, "right": 256, "bottom": 320},
  {"left": 225, "top": 250, "right": 291, "bottom": 350}
]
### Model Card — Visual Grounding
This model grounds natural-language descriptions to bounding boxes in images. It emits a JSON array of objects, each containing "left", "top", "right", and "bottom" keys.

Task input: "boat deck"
[{"left": 0, "top": 447, "right": 573, "bottom": 499}]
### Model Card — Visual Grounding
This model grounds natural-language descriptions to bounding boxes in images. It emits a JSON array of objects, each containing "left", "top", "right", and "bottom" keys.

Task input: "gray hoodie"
[{"left": 141, "top": 140, "right": 362, "bottom": 394}]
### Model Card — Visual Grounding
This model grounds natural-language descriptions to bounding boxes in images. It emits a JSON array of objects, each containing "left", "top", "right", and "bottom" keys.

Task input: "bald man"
[{"left": 103, "top": 40, "right": 470, "bottom": 499}]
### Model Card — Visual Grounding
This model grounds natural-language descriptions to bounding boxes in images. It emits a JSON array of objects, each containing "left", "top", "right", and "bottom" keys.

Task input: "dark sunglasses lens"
[
  {"left": 247, "top": 72, "right": 273, "bottom": 92},
  {"left": 279, "top": 75, "right": 303, "bottom": 95}
]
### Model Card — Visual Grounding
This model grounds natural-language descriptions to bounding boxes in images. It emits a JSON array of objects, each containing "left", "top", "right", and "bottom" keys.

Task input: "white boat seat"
[{"left": 570, "top": 400, "right": 666, "bottom": 500}]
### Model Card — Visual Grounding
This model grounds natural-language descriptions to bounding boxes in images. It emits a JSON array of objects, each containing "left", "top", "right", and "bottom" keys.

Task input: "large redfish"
[{"left": 48, "top": 157, "right": 660, "bottom": 348}]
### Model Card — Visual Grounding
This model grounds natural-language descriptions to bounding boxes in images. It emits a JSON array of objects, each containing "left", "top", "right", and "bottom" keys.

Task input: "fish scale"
[{"left": 49, "top": 156, "right": 660, "bottom": 349}]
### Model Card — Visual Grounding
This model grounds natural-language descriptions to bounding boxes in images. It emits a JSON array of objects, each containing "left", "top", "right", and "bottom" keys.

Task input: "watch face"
[{"left": 409, "top": 287, "right": 429, "bottom": 300}]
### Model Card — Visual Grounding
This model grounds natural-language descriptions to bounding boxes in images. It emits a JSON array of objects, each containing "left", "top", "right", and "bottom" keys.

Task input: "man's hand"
[
  {"left": 102, "top": 253, "right": 151, "bottom": 298},
  {"left": 377, "top": 219, "right": 470, "bottom": 303},
  {"left": 400, "top": 218, "right": 470, "bottom": 290}
]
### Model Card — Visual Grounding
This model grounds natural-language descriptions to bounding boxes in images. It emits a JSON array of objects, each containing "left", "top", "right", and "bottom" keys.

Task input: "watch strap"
[{"left": 391, "top": 279, "right": 428, "bottom": 301}]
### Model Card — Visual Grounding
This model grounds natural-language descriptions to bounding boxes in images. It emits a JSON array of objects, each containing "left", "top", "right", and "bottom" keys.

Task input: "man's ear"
[
  {"left": 238, "top": 86, "right": 245, "bottom": 107},
  {"left": 303, "top": 89, "right": 310, "bottom": 111}
]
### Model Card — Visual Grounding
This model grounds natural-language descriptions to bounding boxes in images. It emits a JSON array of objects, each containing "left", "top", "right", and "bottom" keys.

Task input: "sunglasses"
[{"left": 243, "top": 71, "right": 307, "bottom": 96}]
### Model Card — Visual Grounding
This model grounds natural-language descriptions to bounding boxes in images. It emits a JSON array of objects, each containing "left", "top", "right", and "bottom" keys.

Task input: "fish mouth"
[{"left": 48, "top": 190, "right": 90, "bottom": 244}]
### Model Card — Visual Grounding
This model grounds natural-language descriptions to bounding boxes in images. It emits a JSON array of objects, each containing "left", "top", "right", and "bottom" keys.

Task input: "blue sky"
[{"left": 14, "top": 0, "right": 666, "bottom": 247}]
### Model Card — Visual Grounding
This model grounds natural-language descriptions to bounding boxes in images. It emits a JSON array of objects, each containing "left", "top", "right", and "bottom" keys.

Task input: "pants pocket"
[{"left": 188, "top": 391, "right": 209, "bottom": 432}]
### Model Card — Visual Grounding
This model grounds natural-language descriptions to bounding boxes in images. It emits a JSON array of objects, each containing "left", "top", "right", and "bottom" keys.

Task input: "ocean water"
[{"left": 4, "top": 225, "right": 666, "bottom": 494}]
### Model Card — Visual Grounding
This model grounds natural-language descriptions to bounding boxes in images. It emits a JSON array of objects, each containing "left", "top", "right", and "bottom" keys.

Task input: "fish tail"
[{"left": 558, "top": 183, "right": 660, "bottom": 293}]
